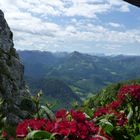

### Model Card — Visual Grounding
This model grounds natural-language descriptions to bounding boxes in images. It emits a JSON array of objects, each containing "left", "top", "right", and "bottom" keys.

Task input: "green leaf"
[
  {"left": 0, "top": 98, "right": 4, "bottom": 105},
  {"left": 99, "top": 119, "right": 113, "bottom": 135},
  {"left": 41, "top": 105, "right": 56, "bottom": 121},
  {"left": 25, "top": 130, "right": 51, "bottom": 140},
  {"left": 84, "top": 108, "right": 94, "bottom": 118},
  {"left": 103, "top": 124, "right": 114, "bottom": 135},
  {"left": 127, "top": 106, "right": 133, "bottom": 121},
  {"left": 50, "top": 133, "right": 58, "bottom": 140},
  {"left": 135, "top": 135, "right": 140, "bottom": 140},
  {"left": 100, "top": 118, "right": 113, "bottom": 126},
  {"left": 138, "top": 123, "right": 140, "bottom": 131}
]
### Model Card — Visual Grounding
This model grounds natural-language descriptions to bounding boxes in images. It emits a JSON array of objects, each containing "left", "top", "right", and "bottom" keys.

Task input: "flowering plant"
[
  {"left": 1, "top": 85, "right": 140, "bottom": 140},
  {"left": 93, "top": 85, "right": 140, "bottom": 139},
  {"left": 16, "top": 110, "right": 112, "bottom": 140}
]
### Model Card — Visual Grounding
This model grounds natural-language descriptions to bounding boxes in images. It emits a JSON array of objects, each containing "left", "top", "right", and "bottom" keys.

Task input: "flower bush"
[
  {"left": 1, "top": 85, "right": 140, "bottom": 140},
  {"left": 16, "top": 110, "right": 112, "bottom": 140}
]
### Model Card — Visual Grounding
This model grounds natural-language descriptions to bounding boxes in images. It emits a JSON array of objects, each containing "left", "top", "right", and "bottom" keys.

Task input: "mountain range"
[{"left": 18, "top": 50, "right": 140, "bottom": 109}]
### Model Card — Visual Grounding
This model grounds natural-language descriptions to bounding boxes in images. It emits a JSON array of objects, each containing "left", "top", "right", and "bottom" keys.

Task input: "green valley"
[{"left": 18, "top": 51, "right": 140, "bottom": 108}]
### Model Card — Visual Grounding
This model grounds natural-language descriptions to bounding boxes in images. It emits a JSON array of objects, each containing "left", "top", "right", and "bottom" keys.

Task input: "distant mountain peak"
[
  {"left": 69, "top": 51, "right": 84, "bottom": 59},
  {"left": 71, "top": 51, "right": 82, "bottom": 55}
]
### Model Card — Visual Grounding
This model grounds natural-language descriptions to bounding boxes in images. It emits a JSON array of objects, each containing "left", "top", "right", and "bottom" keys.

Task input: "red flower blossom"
[
  {"left": 77, "top": 122, "right": 89, "bottom": 139},
  {"left": 57, "top": 121, "right": 71, "bottom": 136},
  {"left": 55, "top": 109, "right": 67, "bottom": 119},
  {"left": 44, "top": 121, "right": 55, "bottom": 133},
  {"left": 106, "top": 100, "right": 122, "bottom": 110},
  {"left": 116, "top": 113, "right": 128, "bottom": 126},
  {"left": 85, "top": 121, "right": 99, "bottom": 134},
  {"left": 69, "top": 121, "right": 77, "bottom": 135},
  {"left": 28, "top": 118, "right": 47, "bottom": 130},
  {"left": 94, "top": 107, "right": 109, "bottom": 118},
  {"left": 16, "top": 118, "right": 47, "bottom": 138},
  {"left": 118, "top": 85, "right": 140, "bottom": 101},
  {"left": 16, "top": 120, "right": 28, "bottom": 138},
  {"left": 94, "top": 103, "right": 127, "bottom": 127},
  {"left": 2, "top": 131, "right": 8, "bottom": 138},
  {"left": 71, "top": 110, "right": 86, "bottom": 122}
]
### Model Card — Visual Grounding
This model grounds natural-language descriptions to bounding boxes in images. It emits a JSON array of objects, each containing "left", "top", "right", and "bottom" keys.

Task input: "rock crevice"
[{"left": 0, "top": 10, "right": 34, "bottom": 125}]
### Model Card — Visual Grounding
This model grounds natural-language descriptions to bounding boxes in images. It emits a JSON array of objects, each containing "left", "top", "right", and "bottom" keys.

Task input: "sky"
[{"left": 0, "top": 0, "right": 140, "bottom": 55}]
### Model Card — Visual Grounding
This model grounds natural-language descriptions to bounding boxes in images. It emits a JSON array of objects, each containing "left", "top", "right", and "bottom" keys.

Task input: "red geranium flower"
[
  {"left": 57, "top": 121, "right": 71, "bottom": 136},
  {"left": 16, "top": 120, "right": 28, "bottom": 138},
  {"left": 70, "top": 110, "right": 86, "bottom": 122},
  {"left": 16, "top": 118, "right": 47, "bottom": 138},
  {"left": 116, "top": 113, "right": 128, "bottom": 126},
  {"left": 55, "top": 109, "right": 68, "bottom": 119},
  {"left": 28, "top": 118, "right": 47, "bottom": 130},
  {"left": 106, "top": 100, "right": 122, "bottom": 110},
  {"left": 77, "top": 122, "right": 89, "bottom": 139},
  {"left": 44, "top": 121, "right": 55, "bottom": 133},
  {"left": 118, "top": 85, "right": 140, "bottom": 101},
  {"left": 86, "top": 121, "right": 99, "bottom": 134},
  {"left": 94, "top": 107, "right": 109, "bottom": 118}
]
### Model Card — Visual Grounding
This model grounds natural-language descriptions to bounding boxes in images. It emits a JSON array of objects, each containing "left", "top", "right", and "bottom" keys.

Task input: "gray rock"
[{"left": 0, "top": 10, "right": 35, "bottom": 125}]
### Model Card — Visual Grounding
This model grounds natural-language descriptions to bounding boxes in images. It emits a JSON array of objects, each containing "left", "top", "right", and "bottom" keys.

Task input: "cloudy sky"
[{"left": 0, "top": 0, "right": 140, "bottom": 55}]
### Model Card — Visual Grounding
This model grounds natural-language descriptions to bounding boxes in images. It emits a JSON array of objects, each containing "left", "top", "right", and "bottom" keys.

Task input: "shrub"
[{"left": 1, "top": 85, "right": 140, "bottom": 140}]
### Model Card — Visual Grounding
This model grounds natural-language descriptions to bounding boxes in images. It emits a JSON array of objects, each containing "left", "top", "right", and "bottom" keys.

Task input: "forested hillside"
[{"left": 18, "top": 51, "right": 140, "bottom": 108}]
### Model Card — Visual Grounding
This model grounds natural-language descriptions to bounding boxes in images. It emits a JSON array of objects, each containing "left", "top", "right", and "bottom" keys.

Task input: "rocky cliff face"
[{"left": 0, "top": 10, "right": 34, "bottom": 125}]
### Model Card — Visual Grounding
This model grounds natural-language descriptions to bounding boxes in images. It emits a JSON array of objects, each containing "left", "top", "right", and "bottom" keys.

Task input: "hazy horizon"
[{"left": 17, "top": 49, "right": 140, "bottom": 56}]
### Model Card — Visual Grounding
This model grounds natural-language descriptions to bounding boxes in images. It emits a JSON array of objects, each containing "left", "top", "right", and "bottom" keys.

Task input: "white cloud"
[
  {"left": 0, "top": 0, "right": 139, "bottom": 54},
  {"left": 108, "top": 22, "right": 122, "bottom": 28},
  {"left": 65, "top": 2, "right": 111, "bottom": 18},
  {"left": 0, "top": 0, "right": 130, "bottom": 18},
  {"left": 119, "top": 4, "right": 130, "bottom": 12}
]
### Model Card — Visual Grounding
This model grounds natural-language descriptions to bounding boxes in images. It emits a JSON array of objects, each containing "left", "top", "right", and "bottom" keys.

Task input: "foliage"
[
  {"left": 1, "top": 84, "right": 140, "bottom": 139},
  {"left": 83, "top": 79, "right": 140, "bottom": 109},
  {"left": 27, "top": 78, "right": 81, "bottom": 110},
  {"left": 16, "top": 110, "right": 112, "bottom": 140},
  {"left": 0, "top": 85, "right": 139, "bottom": 140},
  {"left": 31, "top": 90, "right": 55, "bottom": 120},
  {"left": 0, "top": 98, "right": 14, "bottom": 140}
]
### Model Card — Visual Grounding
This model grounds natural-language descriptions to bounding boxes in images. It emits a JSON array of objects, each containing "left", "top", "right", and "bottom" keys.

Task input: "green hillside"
[
  {"left": 82, "top": 79, "right": 140, "bottom": 110},
  {"left": 18, "top": 51, "right": 140, "bottom": 108},
  {"left": 26, "top": 77, "right": 81, "bottom": 110}
]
